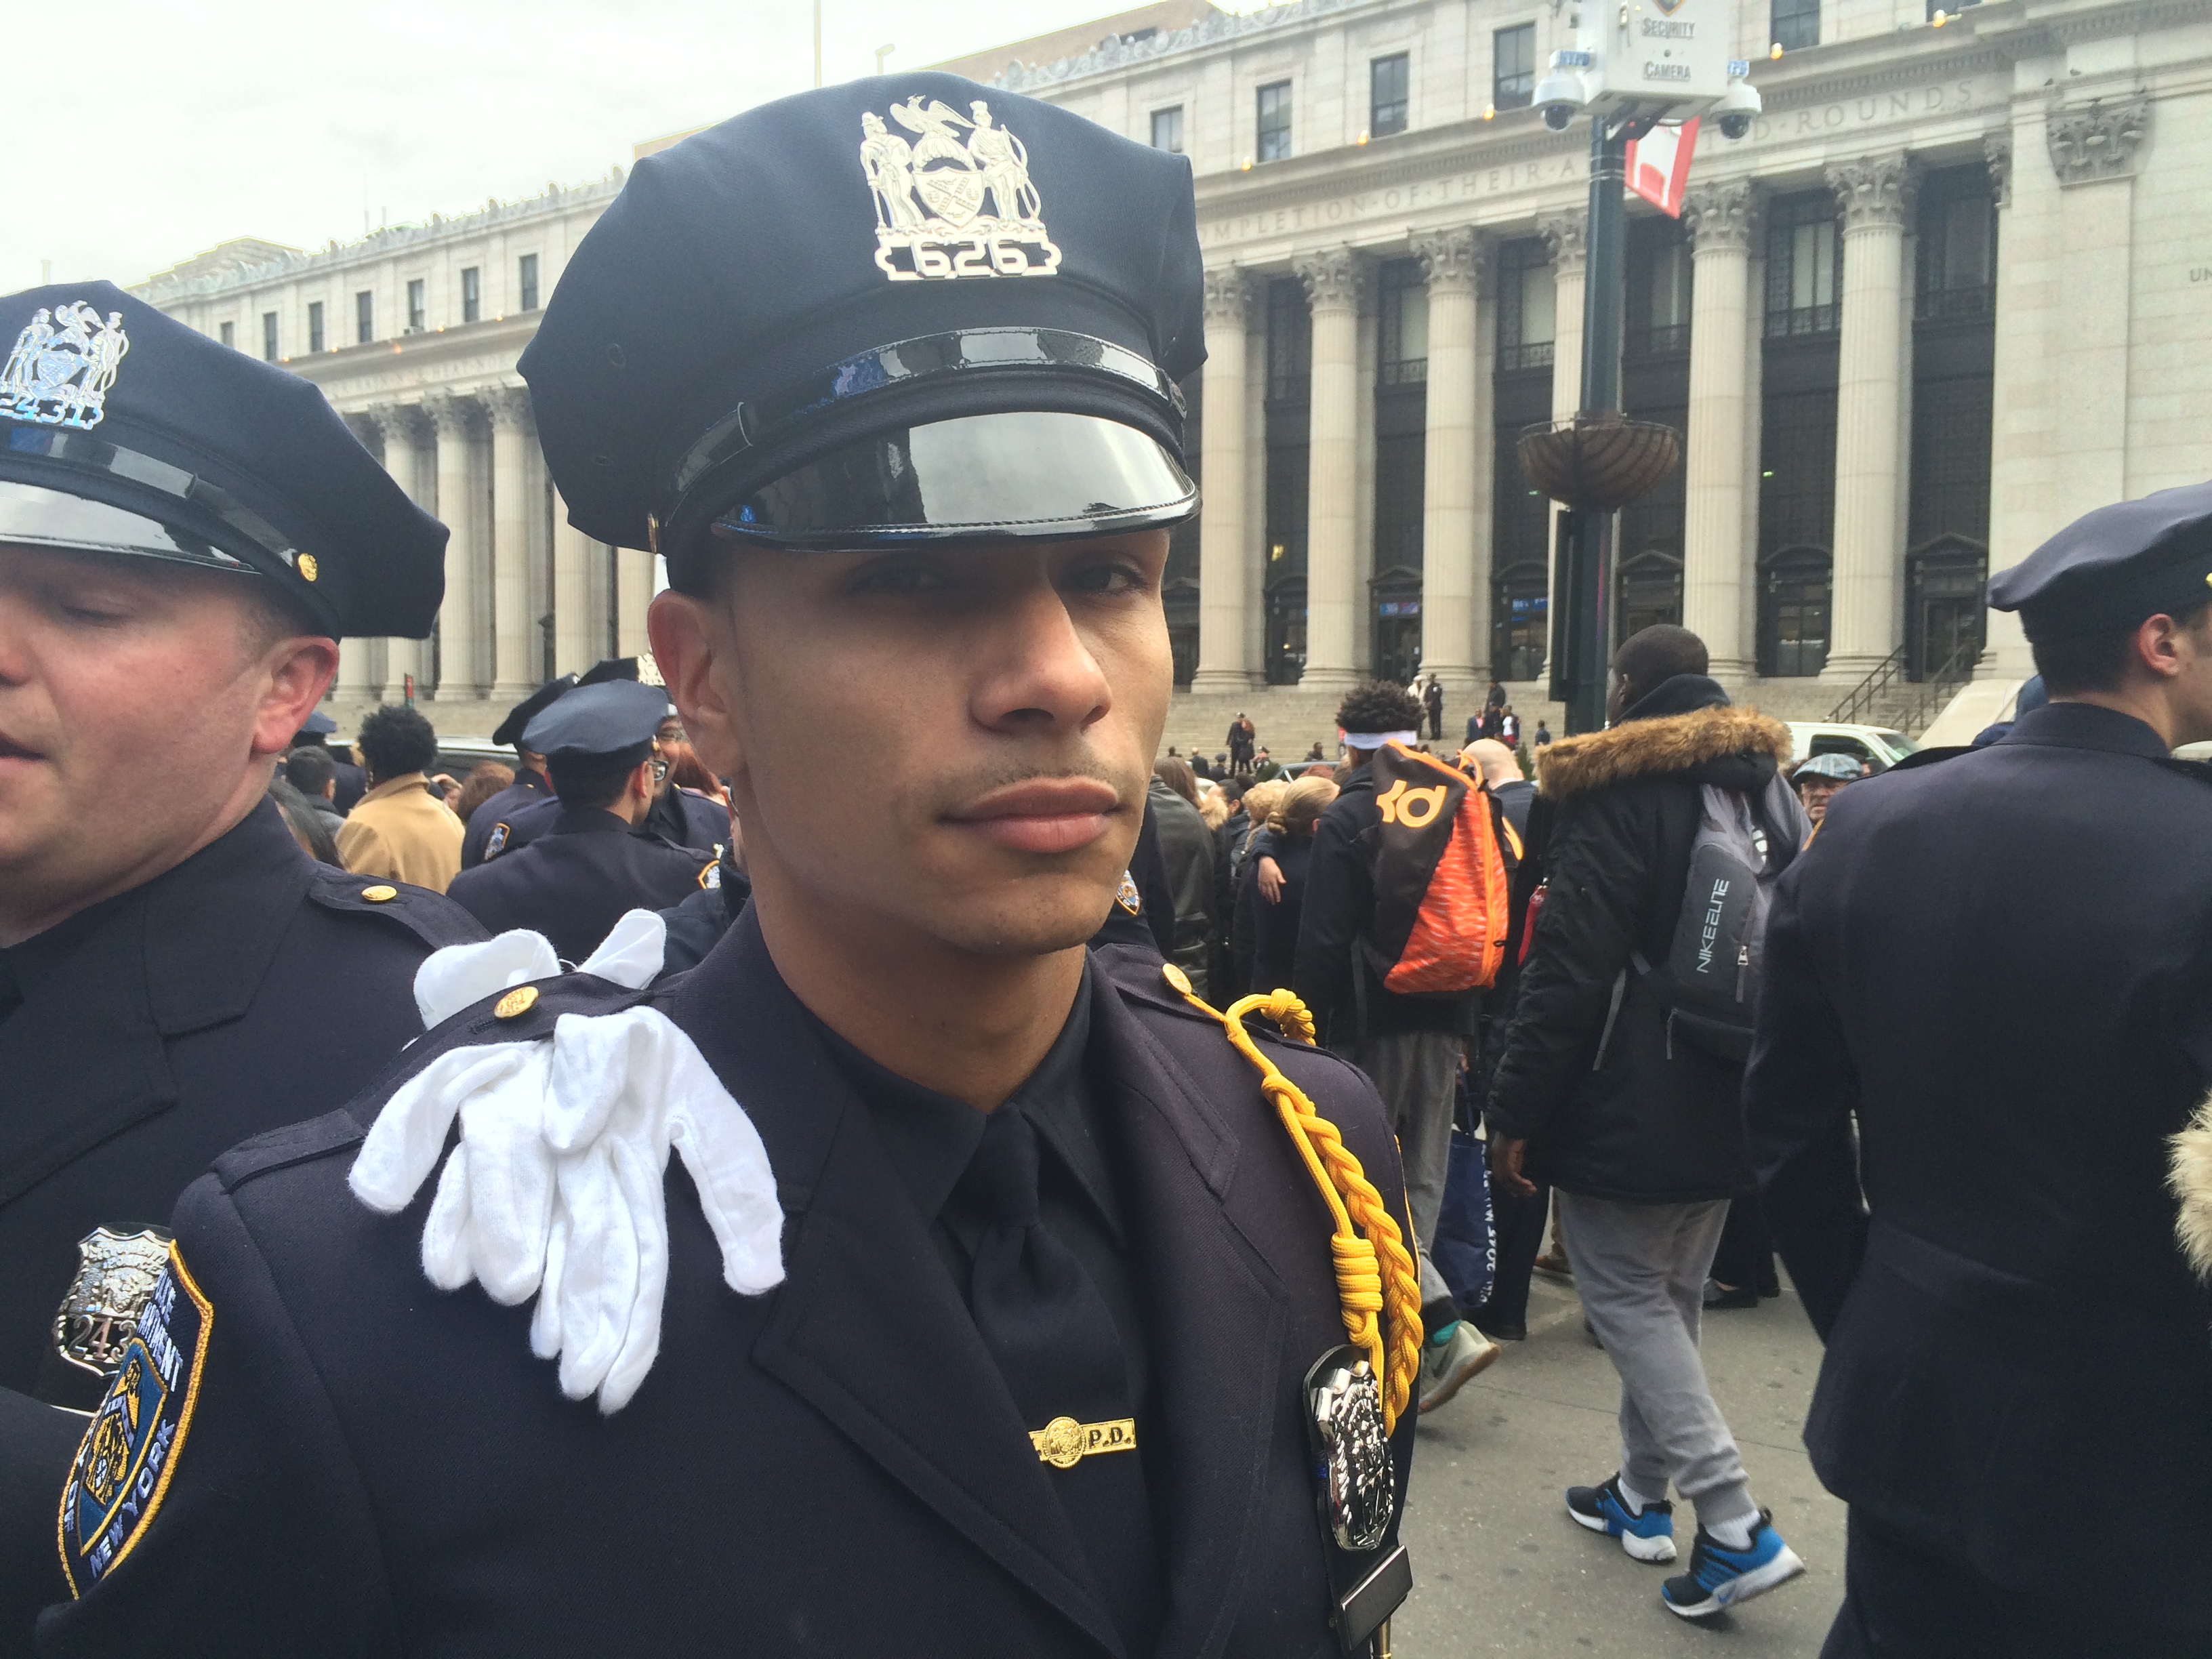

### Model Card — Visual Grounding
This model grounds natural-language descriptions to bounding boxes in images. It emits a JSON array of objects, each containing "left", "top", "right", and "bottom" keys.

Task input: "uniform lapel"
[
  {"left": 0, "top": 897, "right": 175, "bottom": 1208},
  {"left": 665, "top": 914, "right": 1124, "bottom": 1658},
  {"left": 1084, "top": 974, "right": 1295, "bottom": 1659}
]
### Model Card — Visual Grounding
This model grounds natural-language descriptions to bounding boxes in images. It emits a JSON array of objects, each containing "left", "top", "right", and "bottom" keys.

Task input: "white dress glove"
[{"left": 350, "top": 909, "right": 785, "bottom": 1412}]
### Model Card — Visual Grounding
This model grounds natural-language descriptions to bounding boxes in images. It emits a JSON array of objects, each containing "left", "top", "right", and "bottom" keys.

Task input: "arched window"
[
  {"left": 1372, "top": 565, "right": 1422, "bottom": 685},
  {"left": 1906, "top": 535, "right": 1986, "bottom": 682},
  {"left": 1616, "top": 550, "right": 1683, "bottom": 643},
  {"left": 1758, "top": 546, "right": 1832, "bottom": 678},
  {"left": 1492, "top": 561, "right": 1548, "bottom": 682}
]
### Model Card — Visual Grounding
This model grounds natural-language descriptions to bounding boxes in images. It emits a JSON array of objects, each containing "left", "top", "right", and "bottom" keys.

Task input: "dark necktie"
[{"left": 955, "top": 1103, "right": 1166, "bottom": 1656}]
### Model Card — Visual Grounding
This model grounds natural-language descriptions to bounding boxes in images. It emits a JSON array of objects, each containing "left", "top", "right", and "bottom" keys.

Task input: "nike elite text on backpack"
[
  {"left": 1633, "top": 774, "right": 1803, "bottom": 1063},
  {"left": 1362, "top": 741, "right": 1515, "bottom": 996}
]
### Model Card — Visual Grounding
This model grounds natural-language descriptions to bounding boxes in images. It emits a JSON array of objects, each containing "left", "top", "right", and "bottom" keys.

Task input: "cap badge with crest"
[
  {"left": 860, "top": 96, "right": 1061, "bottom": 281},
  {"left": 3, "top": 302, "right": 129, "bottom": 430}
]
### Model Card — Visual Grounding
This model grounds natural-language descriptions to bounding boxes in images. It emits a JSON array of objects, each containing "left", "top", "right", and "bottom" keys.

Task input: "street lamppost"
[{"left": 1519, "top": 3, "right": 1762, "bottom": 732}]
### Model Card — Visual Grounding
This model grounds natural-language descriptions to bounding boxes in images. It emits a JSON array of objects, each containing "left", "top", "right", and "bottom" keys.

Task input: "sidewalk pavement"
[{"left": 1394, "top": 1268, "right": 1847, "bottom": 1656}]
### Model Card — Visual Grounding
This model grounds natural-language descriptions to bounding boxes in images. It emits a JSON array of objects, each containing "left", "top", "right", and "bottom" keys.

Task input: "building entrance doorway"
[
  {"left": 1372, "top": 566, "right": 1422, "bottom": 686},
  {"left": 1492, "top": 562, "right": 1547, "bottom": 682},
  {"left": 1758, "top": 546, "right": 1832, "bottom": 677},
  {"left": 1265, "top": 579, "right": 1307, "bottom": 685},
  {"left": 1616, "top": 550, "right": 1683, "bottom": 645},
  {"left": 1906, "top": 536, "right": 1986, "bottom": 681}
]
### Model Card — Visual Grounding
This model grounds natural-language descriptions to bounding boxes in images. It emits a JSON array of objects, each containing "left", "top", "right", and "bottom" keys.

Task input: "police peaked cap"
[
  {"left": 492, "top": 674, "right": 578, "bottom": 748},
  {"left": 520, "top": 73, "right": 1206, "bottom": 592},
  {"left": 1988, "top": 481, "right": 2212, "bottom": 642},
  {"left": 0, "top": 281, "right": 446, "bottom": 639},
  {"left": 521, "top": 679, "right": 670, "bottom": 764}
]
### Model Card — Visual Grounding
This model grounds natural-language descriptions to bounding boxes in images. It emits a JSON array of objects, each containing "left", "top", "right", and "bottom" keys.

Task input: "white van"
[{"left": 1784, "top": 722, "right": 1921, "bottom": 775}]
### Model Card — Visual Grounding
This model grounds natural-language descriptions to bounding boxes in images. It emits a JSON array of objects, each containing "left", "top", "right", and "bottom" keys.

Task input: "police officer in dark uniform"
[
  {"left": 283, "top": 709, "right": 367, "bottom": 811},
  {"left": 36, "top": 78, "right": 1422, "bottom": 1658},
  {"left": 0, "top": 282, "right": 481, "bottom": 1655},
  {"left": 446, "top": 679, "right": 718, "bottom": 962},
  {"left": 458, "top": 673, "right": 573, "bottom": 868},
  {"left": 1746, "top": 483, "right": 2212, "bottom": 1657},
  {"left": 471, "top": 658, "right": 732, "bottom": 863}
]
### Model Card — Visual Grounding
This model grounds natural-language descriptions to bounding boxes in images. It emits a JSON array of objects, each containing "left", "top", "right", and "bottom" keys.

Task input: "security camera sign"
[{"left": 1583, "top": 0, "right": 1736, "bottom": 108}]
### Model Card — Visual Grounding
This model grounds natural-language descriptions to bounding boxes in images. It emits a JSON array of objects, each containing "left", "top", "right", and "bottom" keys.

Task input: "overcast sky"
[{"left": 5, "top": 0, "right": 1256, "bottom": 293}]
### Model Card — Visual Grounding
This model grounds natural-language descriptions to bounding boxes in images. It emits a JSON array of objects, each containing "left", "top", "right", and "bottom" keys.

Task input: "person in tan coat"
[{"left": 335, "top": 703, "right": 463, "bottom": 893}]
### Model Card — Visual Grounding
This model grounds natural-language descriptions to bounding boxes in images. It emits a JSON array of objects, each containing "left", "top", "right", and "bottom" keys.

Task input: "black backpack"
[{"left": 1629, "top": 773, "right": 1808, "bottom": 1064}]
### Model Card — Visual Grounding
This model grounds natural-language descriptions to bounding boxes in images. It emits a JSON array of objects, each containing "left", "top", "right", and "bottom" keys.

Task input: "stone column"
[
  {"left": 1538, "top": 215, "right": 1588, "bottom": 679},
  {"left": 1414, "top": 228, "right": 1483, "bottom": 695},
  {"left": 484, "top": 386, "right": 536, "bottom": 700},
  {"left": 1540, "top": 215, "right": 1588, "bottom": 424},
  {"left": 1296, "top": 247, "right": 1366, "bottom": 691},
  {"left": 422, "top": 392, "right": 482, "bottom": 700},
  {"left": 334, "top": 418, "right": 380, "bottom": 707},
  {"left": 1681, "top": 181, "right": 1759, "bottom": 677},
  {"left": 1824, "top": 155, "right": 1916, "bottom": 680},
  {"left": 367, "top": 403, "right": 427, "bottom": 697},
  {"left": 550, "top": 481, "right": 594, "bottom": 676},
  {"left": 616, "top": 550, "right": 655, "bottom": 657},
  {"left": 1193, "top": 268, "right": 1253, "bottom": 690}
]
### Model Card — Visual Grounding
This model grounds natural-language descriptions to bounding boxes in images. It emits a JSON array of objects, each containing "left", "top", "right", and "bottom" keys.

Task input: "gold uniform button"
[
  {"left": 1160, "top": 962, "right": 1192, "bottom": 995},
  {"left": 297, "top": 553, "right": 319, "bottom": 582},
  {"left": 494, "top": 986, "right": 539, "bottom": 1020},
  {"left": 360, "top": 884, "right": 397, "bottom": 903}
]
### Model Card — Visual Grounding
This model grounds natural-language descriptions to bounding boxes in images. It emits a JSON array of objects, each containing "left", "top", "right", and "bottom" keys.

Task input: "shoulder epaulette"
[
  {"left": 305, "top": 867, "right": 487, "bottom": 949},
  {"left": 213, "top": 1108, "right": 366, "bottom": 1193},
  {"left": 1885, "top": 745, "right": 1973, "bottom": 774}
]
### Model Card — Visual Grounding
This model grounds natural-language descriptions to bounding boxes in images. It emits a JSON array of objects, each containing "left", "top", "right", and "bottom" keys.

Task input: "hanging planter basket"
[{"left": 1517, "top": 414, "right": 1682, "bottom": 512}]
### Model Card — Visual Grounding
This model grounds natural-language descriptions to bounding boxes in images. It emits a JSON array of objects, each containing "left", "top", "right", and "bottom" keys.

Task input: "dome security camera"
[
  {"left": 1711, "top": 77, "right": 1762, "bottom": 140},
  {"left": 1535, "top": 67, "right": 1589, "bottom": 131}
]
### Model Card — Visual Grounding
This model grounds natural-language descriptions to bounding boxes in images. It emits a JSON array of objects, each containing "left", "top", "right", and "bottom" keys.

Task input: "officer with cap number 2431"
[
  {"left": 39, "top": 75, "right": 1424, "bottom": 1659},
  {"left": 1746, "top": 482, "right": 2212, "bottom": 1656},
  {"left": 0, "top": 285, "right": 483, "bottom": 1658}
]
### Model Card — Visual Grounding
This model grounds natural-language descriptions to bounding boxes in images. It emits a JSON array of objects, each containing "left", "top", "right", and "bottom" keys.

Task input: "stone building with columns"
[
  {"left": 131, "top": 176, "right": 654, "bottom": 735},
  {"left": 136, "top": 0, "right": 2209, "bottom": 749}
]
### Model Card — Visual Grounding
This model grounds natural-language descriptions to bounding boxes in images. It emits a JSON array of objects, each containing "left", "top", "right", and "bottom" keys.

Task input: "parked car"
[{"left": 1785, "top": 721, "right": 1921, "bottom": 775}]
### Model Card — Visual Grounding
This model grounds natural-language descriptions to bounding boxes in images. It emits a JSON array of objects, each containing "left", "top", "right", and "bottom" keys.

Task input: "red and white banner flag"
[{"left": 1624, "top": 118, "right": 1700, "bottom": 218}]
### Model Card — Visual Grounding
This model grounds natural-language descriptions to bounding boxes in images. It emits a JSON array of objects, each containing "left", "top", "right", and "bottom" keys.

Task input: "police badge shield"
[
  {"left": 60, "top": 1244, "right": 214, "bottom": 1593},
  {"left": 1303, "top": 1345, "right": 1411, "bottom": 1654},
  {"left": 52, "top": 1227, "right": 173, "bottom": 1382},
  {"left": 1, "top": 301, "right": 129, "bottom": 430}
]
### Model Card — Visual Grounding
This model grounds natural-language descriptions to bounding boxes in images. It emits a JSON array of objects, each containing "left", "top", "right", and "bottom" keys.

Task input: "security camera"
[
  {"left": 1711, "top": 77, "right": 1762, "bottom": 140},
  {"left": 1535, "top": 67, "right": 1589, "bottom": 132}
]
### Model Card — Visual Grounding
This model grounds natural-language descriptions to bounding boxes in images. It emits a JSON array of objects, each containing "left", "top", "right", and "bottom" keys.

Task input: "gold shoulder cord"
[{"left": 1160, "top": 965, "right": 1425, "bottom": 1433}]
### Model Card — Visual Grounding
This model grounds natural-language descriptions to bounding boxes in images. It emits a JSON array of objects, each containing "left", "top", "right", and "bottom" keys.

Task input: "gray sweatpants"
[
  {"left": 1555, "top": 1192, "right": 1758, "bottom": 1529},
  {"left": 1342, "top": 1028, "right": 1458, "bottom": 1309}
]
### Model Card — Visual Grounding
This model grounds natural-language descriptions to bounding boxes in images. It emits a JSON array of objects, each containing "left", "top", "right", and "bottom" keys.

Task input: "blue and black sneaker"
[
  {"left": 1659, "top": 1511, "right": 1805, "bottom": 1618},
  {"left": 1565, "top": 1474, "right": 1676, "bottom": 1563}
]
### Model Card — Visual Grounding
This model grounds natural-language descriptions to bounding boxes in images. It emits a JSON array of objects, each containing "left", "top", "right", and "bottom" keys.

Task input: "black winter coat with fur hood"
[{"left": 1486, "top": 675, "right": 1799, "bottom": 1203}]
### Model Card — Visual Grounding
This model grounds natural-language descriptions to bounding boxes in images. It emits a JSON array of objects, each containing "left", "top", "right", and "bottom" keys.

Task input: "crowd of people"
[{"left": 7, "top": 70, "right": 2211, "bottom": 1659}]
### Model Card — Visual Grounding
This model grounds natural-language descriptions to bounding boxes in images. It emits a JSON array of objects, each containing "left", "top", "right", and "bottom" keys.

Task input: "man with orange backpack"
[{"left": 1291, "top": 681, "right": 1517, "bottom": 1411}]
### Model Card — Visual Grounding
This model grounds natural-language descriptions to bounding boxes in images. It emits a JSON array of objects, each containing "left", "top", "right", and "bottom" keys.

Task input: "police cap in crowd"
[
  {"left": 518, "top": 73, "right": 1205, "bottom": 592},
  {"left": 0, "top": 281, "right": 446, "bottom": 638}
]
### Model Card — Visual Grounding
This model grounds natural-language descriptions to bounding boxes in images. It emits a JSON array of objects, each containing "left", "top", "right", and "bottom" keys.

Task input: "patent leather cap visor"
[
  {"left": 0, "top": 479, "right": 261, "bottom": 576},
  {"left": 709, "top": 411, "right": 1195, "bottom": 552}
]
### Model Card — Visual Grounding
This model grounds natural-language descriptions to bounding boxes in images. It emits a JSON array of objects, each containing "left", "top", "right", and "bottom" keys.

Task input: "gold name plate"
[{"left": 1029, "top": 1416, "right": 1137, "bottom": 1470}]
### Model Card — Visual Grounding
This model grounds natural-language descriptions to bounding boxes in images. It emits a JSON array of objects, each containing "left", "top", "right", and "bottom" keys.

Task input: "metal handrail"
[
  {"left": 1828, "top": 645, "right": 1908, "bottom": 724},
  {"left": 1896, "top": 642, "right": 1978, "bottom": 737}
]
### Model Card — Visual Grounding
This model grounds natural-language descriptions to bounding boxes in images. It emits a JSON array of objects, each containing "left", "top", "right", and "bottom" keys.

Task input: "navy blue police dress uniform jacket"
[
  {"left": 445, "top": 807, "right": 716, "bottom": 964},
  {"left": 0, "top": 800, "right": 483, "bottom": 1654},
  {"left": 457, "top": 770, "right": 552, "bottom": 869},
  {"left": 470, "top": 785, "right": 728, "bottom": 873},
  {"left": 36, "top": 907, "right": 1418, "bottom": 1658},
  {"left": 1744, "top": 701, "right": 2212, "bottom": 1630}
]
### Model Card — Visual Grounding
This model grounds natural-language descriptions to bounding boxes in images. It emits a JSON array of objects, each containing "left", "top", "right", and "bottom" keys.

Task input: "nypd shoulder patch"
[
  {"left": 59, "top": 1243, "right": 212, "bottom": 1595},
  {"left": 1116, "top": 871, "right": 1142, "bottom": 916},
  {"left": 699, "top": 859, "right": 720, "bottom": 891},
  {"left": 485, "top": 822, "right": 510, "bottom": 858}
]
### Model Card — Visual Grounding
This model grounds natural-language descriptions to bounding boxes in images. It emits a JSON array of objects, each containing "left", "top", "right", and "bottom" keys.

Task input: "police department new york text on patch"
[{"left": 58, "top": 1244, "right": 213, "bottom": 1594}]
